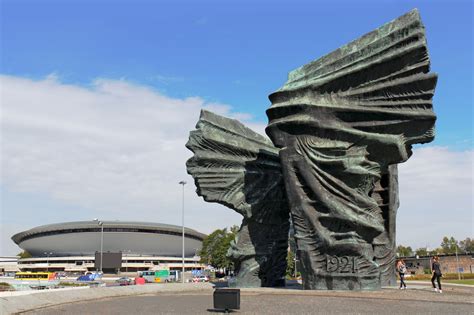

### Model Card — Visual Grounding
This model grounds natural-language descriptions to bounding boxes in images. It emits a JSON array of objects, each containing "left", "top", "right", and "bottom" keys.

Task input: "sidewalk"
[
  {"left": 404, "top": 280, "right": 474, "bottom": 288},
  {"left": 2, "top": 281, "right": 472, "bottom": 314}
]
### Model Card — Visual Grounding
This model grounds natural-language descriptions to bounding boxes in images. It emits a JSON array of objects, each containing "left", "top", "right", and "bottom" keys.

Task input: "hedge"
[{"left": 405, "top": 273, "right": 474, "bottom": 280}]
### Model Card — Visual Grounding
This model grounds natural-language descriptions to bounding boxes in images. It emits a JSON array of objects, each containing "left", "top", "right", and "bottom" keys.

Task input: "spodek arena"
[{"left": 11, "top": 221, "right": 207, "bottom": 274}]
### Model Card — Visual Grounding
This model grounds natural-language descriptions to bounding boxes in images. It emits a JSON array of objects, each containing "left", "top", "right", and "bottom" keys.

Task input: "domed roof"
[{"left": 12, "top": 220, "right": 207, "bottom": 245}]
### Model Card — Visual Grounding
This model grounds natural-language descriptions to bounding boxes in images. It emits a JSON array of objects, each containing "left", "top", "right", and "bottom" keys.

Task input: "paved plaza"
[{"left": 27, "top": 284, "right": 474, "bottom": 315}]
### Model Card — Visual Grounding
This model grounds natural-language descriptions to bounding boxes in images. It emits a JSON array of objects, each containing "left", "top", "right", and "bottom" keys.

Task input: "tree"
[
  {"left": 396, "top": 245, "right": 413, "bottom": 257},
  {"left": 199, "top": 229, "right": 225, "bottom": 264},
  {"left": 440, "top": 236, "right": 458, "bottom": 254},
  {"left": 199, "top": 226, "right": 238, "bottom": 269},
  {"left": 428, "top": 248, "right": 443, "bottom": 256},
  {"left": 459, "top": 238, "right": 474, "bottom": 253},
  {"left": 286, "top": 250, "right": 295, "bottom": 277},
  {"left": 415, "top": 247, "right": 428, "bottom": 256},
  {"left": 17, "top": 250, "right": 32, "bottom": 258}
]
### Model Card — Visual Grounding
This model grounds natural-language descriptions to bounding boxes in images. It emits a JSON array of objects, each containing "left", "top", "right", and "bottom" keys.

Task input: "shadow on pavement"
[
  {"left": 211, "top": 280, "right": 303, "bottom": 290},
  {"left": 207, "top": 309, "right": 238, "bottom": 313}
]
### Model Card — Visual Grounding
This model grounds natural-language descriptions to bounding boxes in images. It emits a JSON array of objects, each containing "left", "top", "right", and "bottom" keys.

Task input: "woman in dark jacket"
[{"left": 431, "top": 256, "right": 442, "bottom": 293}]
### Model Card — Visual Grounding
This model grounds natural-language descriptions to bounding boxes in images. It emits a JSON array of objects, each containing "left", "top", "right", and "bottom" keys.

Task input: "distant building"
[
  {"left": 11, "top": 221, "right": 206, "bottom": 274},
  {"left": 0, "top": 256, "right": 20, "bottom": 274},
  {"left": 400, "top": 253, "right": 473, "bottom": 275}
]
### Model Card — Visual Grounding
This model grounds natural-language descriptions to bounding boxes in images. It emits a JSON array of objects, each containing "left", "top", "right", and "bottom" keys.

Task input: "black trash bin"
[{"left": 213, "top": 288, "right": 240, "bottom": 312}]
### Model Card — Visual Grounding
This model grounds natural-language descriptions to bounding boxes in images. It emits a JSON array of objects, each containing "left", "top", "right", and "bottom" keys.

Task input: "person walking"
[
  {"left": 396, "top": 259, "right": 407, "bottom": 289},
  {"left": 431, "top": 256, "right": 443, "bottom": 293}
]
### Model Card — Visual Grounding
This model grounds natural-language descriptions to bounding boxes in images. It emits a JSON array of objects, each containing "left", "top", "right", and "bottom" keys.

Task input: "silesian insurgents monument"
[{"left": 186, "top": 9, "right": 437, "bottom": 290}]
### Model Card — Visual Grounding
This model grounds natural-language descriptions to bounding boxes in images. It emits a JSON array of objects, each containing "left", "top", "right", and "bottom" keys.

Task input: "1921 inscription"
[{"left": 326, "top": 256, "right": 357, "bottom": 273}]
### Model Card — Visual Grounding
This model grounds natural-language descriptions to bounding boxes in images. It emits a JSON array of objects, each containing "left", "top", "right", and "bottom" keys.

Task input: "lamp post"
[
  {"left": 449, "top": 240, "right": 461, "bottom": 280},
  {"left": 294, "top": 249, "right": 299, "bottom": 279},
  {"left": 93, "top": 218, "right": 104, "bottom": 274},
  {"left": 179, "top": 181, "right": 186, "bottom": 283},
  {"left": 294, "top": 254, "right": 297, "bottom": 278},
  {"left": 44, "top": 252, "right": 52, "bottom": 272}
]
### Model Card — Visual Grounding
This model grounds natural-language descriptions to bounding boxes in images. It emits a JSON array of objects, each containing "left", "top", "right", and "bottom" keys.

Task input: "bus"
[
  {"left": 138, "top": 270, "right": 170, "bottom": 283},
  {"left": 15, "top": 271, "right": 58, "bottom": 281},
  {"left": 13, "top": 272, "right": 60, "bottom": 289}
]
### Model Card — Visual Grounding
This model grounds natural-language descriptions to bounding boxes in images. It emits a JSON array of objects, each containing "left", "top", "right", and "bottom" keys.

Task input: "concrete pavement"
[
  {"left": 2, "top": 282, "right": 473, "bottom": 314},
  {"left": 32, "top": 288, "right": 474, "bottom": 315}
]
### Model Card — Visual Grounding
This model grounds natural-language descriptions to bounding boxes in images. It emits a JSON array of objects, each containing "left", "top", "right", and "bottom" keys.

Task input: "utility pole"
[
  {"left": 93, "top": 218, "right": 104, "bottom": 274},
  {"left": 179, "top": 181, "right": 187, "bottom": 283},
  {"left": 454, "top": 242, "right": 461, "bottom": 280}
]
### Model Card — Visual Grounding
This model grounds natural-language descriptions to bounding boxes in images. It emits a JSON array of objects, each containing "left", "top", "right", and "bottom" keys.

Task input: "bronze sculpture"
[{"left": 186, "top": 9, "right": 437, "bottom": 290}]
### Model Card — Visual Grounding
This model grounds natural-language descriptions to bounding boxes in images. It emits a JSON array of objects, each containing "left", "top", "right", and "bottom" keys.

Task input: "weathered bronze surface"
[
  {"left": 186, "top": 9, "right": 436, "bottom": 290},
  {"left": 186, "top": 111, "right": 290, "bottom": 287}
]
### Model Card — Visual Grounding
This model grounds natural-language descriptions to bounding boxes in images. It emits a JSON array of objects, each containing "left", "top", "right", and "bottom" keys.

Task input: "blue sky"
[
  {"left": 1, "top": 0, "right": 472, "bottom": 255},
  {"left": 3, "top": 0, "right": 473, "bottom": 147}
]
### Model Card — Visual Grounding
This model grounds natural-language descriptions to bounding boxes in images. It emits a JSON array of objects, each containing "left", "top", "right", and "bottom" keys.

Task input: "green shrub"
[
  {"left": 285, "top": 272, "right": 302, "bottom": 280},
  {"left": 59, "top": 282, "right": 89, "bottom": 287},
  {"left": 443, "top": 273, "right": 474, "bottom": 280},
  {"left": 407, "top": 273, "right": 474, "bottom": 280},
  {"left": 0, "top": 282, "right": 14, "bottom": 291}
]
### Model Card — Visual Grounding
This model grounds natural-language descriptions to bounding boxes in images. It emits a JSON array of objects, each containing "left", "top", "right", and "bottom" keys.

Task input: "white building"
[
  {"left": 0, "top": 256, "right": 20, "bottom": 274},
  {"left": 12, "top": 221, "right": 206, "bottom": 274}
]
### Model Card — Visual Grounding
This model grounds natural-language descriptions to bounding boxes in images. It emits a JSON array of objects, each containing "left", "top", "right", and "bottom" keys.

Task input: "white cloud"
[
  {"left": 203, "top": 102, "right": 254, "bottom": 122},
  {"left": 1, "top": 74, "right": 254, "bottom": 254},
  {"left": 397, "top": 146, "right": 473, "bottom": 250},
  {"left": 0, "top": 75, "right": 472, "bottom": 255}
]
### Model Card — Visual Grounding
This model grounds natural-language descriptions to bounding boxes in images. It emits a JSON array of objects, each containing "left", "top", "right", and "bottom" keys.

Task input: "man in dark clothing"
[{"left": 431, "top": 256, "right": 442, "bottom": 293}]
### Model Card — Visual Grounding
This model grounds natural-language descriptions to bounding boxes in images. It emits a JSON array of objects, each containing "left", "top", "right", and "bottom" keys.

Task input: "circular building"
[
  {"left": 12, "top": 221, "right": 206, "bottom": 257},
  {"left": 11, "top": 221, "right": 207, "bottom": 274}
]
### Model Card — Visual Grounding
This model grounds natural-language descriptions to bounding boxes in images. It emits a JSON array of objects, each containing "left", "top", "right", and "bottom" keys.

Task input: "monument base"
[{"left": 302, "top": 273, "right": 381, "bottom": 291}]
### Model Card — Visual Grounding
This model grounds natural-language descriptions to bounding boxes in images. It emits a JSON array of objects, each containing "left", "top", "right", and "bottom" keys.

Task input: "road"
[{"left": 31, "top": 286, "right": 473, "bottom": 315}]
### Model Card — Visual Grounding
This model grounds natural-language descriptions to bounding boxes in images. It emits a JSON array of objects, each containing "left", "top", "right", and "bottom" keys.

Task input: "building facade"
[
  {"left": 401, "top": 254, "right": 473, "bottom": 275},
  {"left": 0, "top": 256, "right": 20, "bottom": 274},
  {"left": 16, "top": 255, "right": 203, "bottom": 274},
  {"left": 11, "top": 221, "right": 207, "bottom": 274}
]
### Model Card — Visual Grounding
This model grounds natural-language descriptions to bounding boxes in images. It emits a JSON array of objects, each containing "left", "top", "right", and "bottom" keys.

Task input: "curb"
[{"left": 405, "top": 280, "right": 474, "bottom": 288}]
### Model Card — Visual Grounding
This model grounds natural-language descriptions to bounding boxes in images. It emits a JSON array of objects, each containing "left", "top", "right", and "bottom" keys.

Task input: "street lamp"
[
  {"left": 294, "top": 254, "right": 297, "bottom": 278},
  {"left": 179, "top": 180, "right": 186, "bottom": 283},
  {"left": 44, "top": 252, "right": 52, "bottom": 272},
  {"left": 294, "top": 249, "right": 300, "bottom": 279},
  {"left": 93, "top": 218, "right": 104, "bottom": 274},
  {"left": 449, "top": 240, "right": 461, "bottom": 280}
]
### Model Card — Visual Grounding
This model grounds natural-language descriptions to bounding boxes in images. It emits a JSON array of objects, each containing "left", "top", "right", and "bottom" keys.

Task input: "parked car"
[
  {"left": 116, "top": 277, "right": 134, "bottom": 286},
  {"left": 77, "top": 272, "right": 102, "bottom": 282},
  {"left": 192, "top": 275, "right": 209, "bottom": 283}
]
